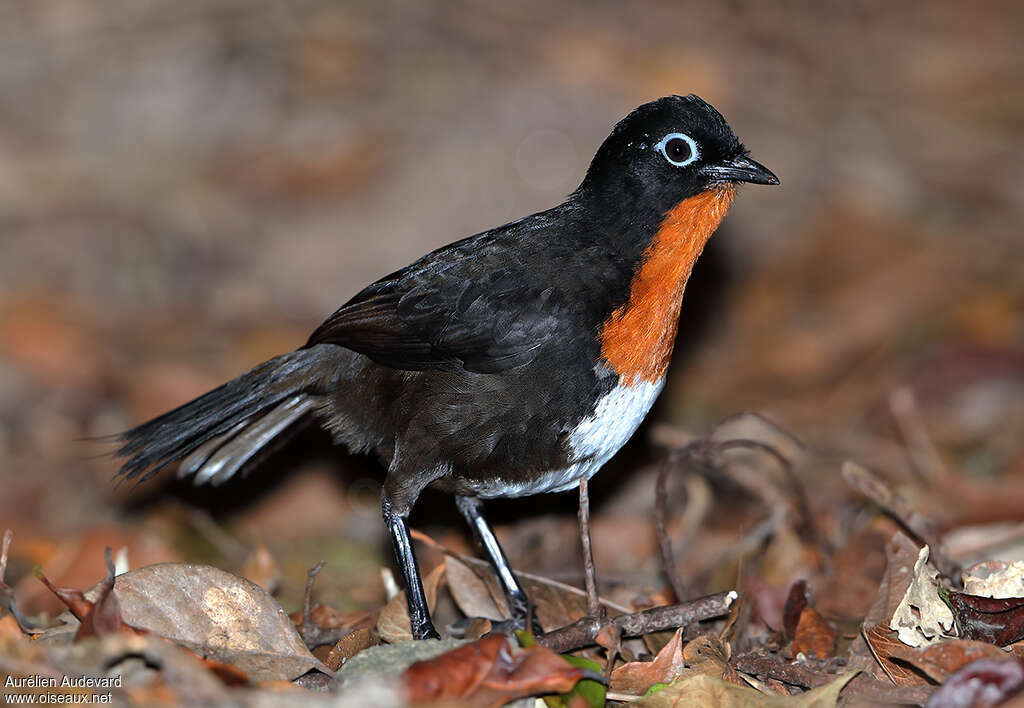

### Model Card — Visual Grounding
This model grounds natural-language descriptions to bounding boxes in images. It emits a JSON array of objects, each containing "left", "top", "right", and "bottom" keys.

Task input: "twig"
[
  {"left": 665, "top": 413, "right": 819, "bottom": 551},
  {"left": 842, "top": 461, "right": 959, "bottom": 580},
  {"left": 537, "top": 590, "right": 737, "bottom": 653},
  {"left": 0, "top": 529, "right": 36, "bottom": 633},
  {"left": 0, "top": 529, "right": 10, "bottom": 579},
  {"left": 576, "top": 478, "right": 621, "bottom": 677},
  {"left": 654, "top": 461, "right": 688, "bottom": 602},
  {"left": 732, "top": 652, "right": 846, "bottom": 688},
  {"left": 297, "top": 560, "right": 331, "bottom": 647},
  {"left": 889, "top": 386, "right": 948, "bottom": 484},
  {"left": 578, "top": 478, "right": 602, "bottom": 619},
  {"left": 302, "top": 560, "right": 325, "bottom": 627},
  {"left": 606, "top": 691, "right": 644, "bottom": 702}
]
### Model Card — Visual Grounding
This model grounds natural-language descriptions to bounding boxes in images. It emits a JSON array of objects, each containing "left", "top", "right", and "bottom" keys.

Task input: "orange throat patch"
[{"left": 599, "top": 185, "right": 736, "bottom": 384}]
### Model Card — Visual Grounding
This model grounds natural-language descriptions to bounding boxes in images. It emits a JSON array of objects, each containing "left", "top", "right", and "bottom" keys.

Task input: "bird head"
[{"left": 578, "top": 95, "right": 778, "bottom": 221}]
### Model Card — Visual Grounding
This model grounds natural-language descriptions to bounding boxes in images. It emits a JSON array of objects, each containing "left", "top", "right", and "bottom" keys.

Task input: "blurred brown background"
[{"left": 1, "top": 2, "right": 1022, "bottom": 614}]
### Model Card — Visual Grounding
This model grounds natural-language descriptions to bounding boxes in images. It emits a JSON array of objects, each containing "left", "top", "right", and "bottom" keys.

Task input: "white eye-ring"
[{"left": 656, "top": 132, "right": 699, "bottom": 167}]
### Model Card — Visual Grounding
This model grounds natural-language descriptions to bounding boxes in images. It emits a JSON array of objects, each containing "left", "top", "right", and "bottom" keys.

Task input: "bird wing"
[{"left": 305, "top": 235, "right": 574, "bottom": 373}]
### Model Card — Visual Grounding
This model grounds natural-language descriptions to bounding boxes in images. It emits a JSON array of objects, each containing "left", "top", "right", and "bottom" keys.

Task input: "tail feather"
[
  {"left": 115, "top": 348, "right": 326, "bottom": 482},
  {"left": 187, "top": 395, "right": 315, "bottom": 486}
]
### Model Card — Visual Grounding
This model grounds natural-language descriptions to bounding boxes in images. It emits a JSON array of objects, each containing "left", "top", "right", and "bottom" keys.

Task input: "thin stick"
[
  {"left": 303, "top": 560, "right": 325, "bottom": 626},
  {"left": 606, "top": 692, "right": 644, "bottom": 702},
  {"left": 0, "top": 529, "right": 36, "bottom": 633},
  {"left": 732, "top": 652, "right": 845, "bottom": 688},
  {"left": 0, "top": 529, "right": 11, "bottom": 579},
  {"left": 578, "top": 477, "right": 602, "bottom": 619},
  {"left": 889, "top": 386, "right": 948, "bottom": 484},
  {"left": 538, "top": 591, "right": 737, "bottom": 653},
  {"left": 654, "top": 461, "right": 688, "bottom": 602},
  {"left": 842, "top": 461, "right": 958, "bottom": 580},
  {"left": 297, "top": 560, "right": 327, "bottom": 647}
]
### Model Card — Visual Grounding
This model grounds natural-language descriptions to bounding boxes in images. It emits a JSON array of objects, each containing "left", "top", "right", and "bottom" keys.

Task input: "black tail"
[{"left": 115, "top": 346, "right": 331, "bottom": 485}]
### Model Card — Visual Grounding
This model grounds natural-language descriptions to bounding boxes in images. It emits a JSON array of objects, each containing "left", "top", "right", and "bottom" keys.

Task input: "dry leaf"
[
  {"left": 882, "top": 638, "right": 1012, "bottom": 683},
  {"left": 36, "top": 556, "right": 142, "bottom": 642},
  {"left": 324, "top": 628, "right": 378, "bottom": 671},
  {"left": 782, "top": 580, "right": 809, "bottom": 641},
  {"left": 412, "top": 531, "right": 628, "bottom": 631},
  {"left": 611, "top": 627, "right": 685, "bottom": 694},
  {"left": 376, "top": 561, "right": 446, "bottom": 643},
  {"left": 792, "top": 607, "right": 837, "bottom": 659},
  {"left": 446, "top": 554, "right": 505, "bottom": 621},
  {"left": 631, "top": 670, "right": 857, "bottom": 707},
  {"left": 403, "top": 633, "right": 591, "bottom": 707},
  {"left": 888, "top": 545, "right": 955, "bottom": 647},
  {"left": 848, "top": 531, "right": 920, "bottom": 679},
  {"left": 102, "top": 563, "right": 323, "bottom": 681},
  {"left": 947, "top": 591, "right": 1024, "bottom": 646},
  {"left": 863, "top": 626, "right": 931, "bottom": 686}
]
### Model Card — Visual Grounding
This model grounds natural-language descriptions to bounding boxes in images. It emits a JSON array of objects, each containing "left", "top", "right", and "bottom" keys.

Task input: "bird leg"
[
  {"left": 455, "top": 495, "right": 543, "bottom": 634},
  {"left": 382, "top": 498, "right": 440, "bottom": 640}
]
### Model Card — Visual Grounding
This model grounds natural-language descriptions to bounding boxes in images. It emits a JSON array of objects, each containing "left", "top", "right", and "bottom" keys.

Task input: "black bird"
[{"left": 115, "top": 95, "right": 778, "bottom": 640}]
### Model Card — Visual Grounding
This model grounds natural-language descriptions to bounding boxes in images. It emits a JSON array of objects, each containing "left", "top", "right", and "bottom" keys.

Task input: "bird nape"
[{"left": 114, "top": 94, "right": 779, "bottom": 640}]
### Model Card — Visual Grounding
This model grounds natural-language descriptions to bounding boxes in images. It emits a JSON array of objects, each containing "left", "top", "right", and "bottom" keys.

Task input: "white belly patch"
[{"left": 472, "top": 376, "right": 665, "bottom": 498}]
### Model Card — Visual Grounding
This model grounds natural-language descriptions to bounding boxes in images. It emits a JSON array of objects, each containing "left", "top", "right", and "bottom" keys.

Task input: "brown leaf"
[
  {"left": 324, "top": 627, "right": 378, "bottom": 671},
  {"left": 34, "top": 569, "right": 95, "bottom": 622},
  {"left": 411, "top": 530, "right": 628, "bottom": 631},
  {"left": 402, "top": 634, "right": 590, "bottom": 707},
  {"left": 75, "top": 555, "right": 132, "bottom": 641},
  {"left": 453, "top": 554, "right": 595, "bottom": 630},
  {"left": 883, "top": 639, "right": 1012, "bottom": 683},
  {"left": 36, "top": 555, "right": 144, "bottom": 641},
  {"left": 782, "top": 580, "right": 808, "bottom": 641},
  {"left": 446, "top": 554, "right": 505, "bottom": 621},
  {"left": 862, "top": 625, "right": 931, "bottom": 686},
  {"left": 683, "top": 634, "right": 743, "bottom": 686},
  {"left": 847, "top": 531, "right": 921, "bottom": 679},
  {"left": 792, "top": 607, "right": 837, "bottom": 659},
  {"left": 611, "top": 628, "right": 685, "bottom": 694},
  {"left": 104, "top": 562, "right": 324, "bottom": 681},
  {"left": 377, "top": 561, "right": 446, "bottom": 643},
  {"left": 631, "top": 671, "right": 858, "bottom": 707},
  {"left": 948, "top": 591, "right": 1024, "bottom": 646}
]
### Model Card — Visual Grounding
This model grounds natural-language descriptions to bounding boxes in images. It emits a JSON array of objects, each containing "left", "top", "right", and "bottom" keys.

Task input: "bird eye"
[{"left": 657, "top": 133, "right": 699, "bottom": 167}]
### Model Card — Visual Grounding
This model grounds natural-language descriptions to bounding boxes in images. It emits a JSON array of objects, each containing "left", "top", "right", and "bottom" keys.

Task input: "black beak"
[{"left": 702, "top": 154, "right": 779, "bottom": 185}]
